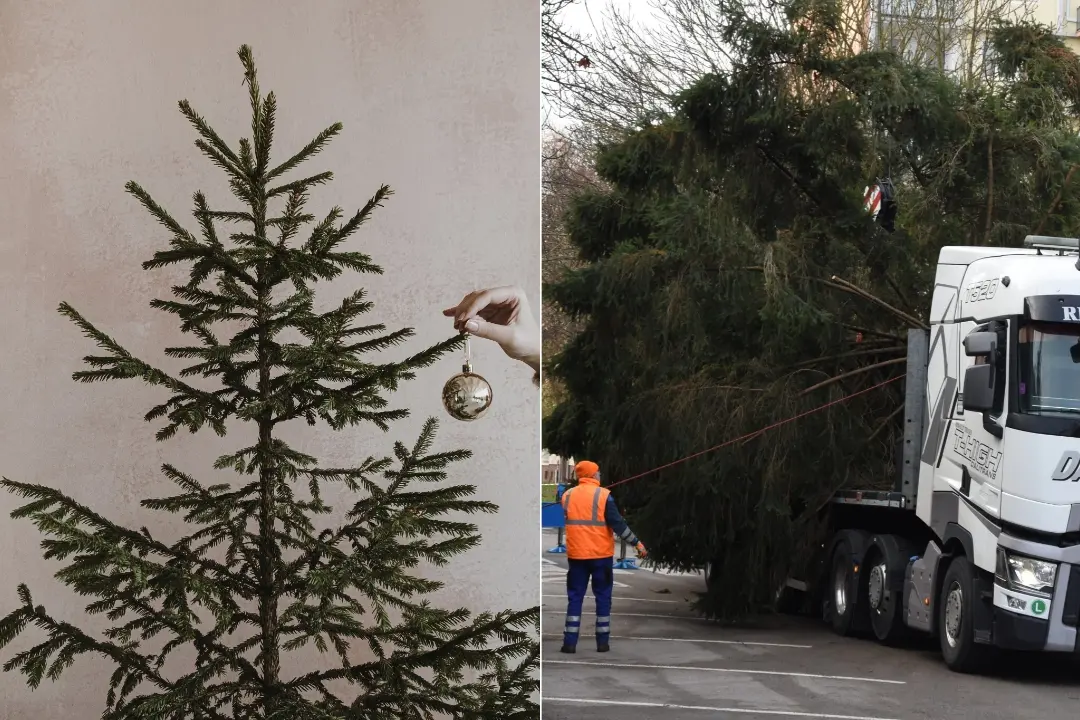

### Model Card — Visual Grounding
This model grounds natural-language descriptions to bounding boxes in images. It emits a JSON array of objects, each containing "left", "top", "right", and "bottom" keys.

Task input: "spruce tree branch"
[
  {"left": 290, "top": 607, "right": 538, "bottom": 687},
  {"left": 827, "top": 275, "right": 929, "bottom": 329},
  {"left": 194, "top": 140, "right": 253, "bottom": 188},
  {"left": 867, "top": 403, "right": 905, "bottom": 443},
  {"left": 280, "top": 335, "right": 464, "bottom": 426},
  {"left": 6, "top": 599, "right": 230, "bottom": 720},
  {"left": 267, "top": 171, "right": 334, "bottom": 199},
  {"left": 753, "top": 143, "right": 824, "bottom": 208},
  {"left": 1034, "top": 163, "right": 1079, "bottom": 235},
  {"left": 738, "top": 266, "right": 924, "bottom": 330},
  {"left": 178, "top": 101, "right": 242, "bottom": 165},
  {"left": 798, "top": 357, "right": 906, "bottom": 396},
  {"left": 267, "top": 124, "right": 342, "bottom": 182},
  {"left": 1, "top": 479, "right": 256, "bottom": 594},
  {"left": 58, "top": 303, "right": 239, "bottom": 436},
  {"left": 802, "top": 66, "right": 933, "bottom": 189},
  {"left": 125, "top": 182, "right": 258, "bottom": 287},
  {"left": 883, "top": 273, "right": 916, "bottom": 314},
  {"left": 791, "top": 345, "right": 905, "bottom": 369},
  {"left": 118, "top": 593, "right": 261, "bottom": 685},
  {"left": 841, "top": 324, "right": 906, "bottom": 342}
]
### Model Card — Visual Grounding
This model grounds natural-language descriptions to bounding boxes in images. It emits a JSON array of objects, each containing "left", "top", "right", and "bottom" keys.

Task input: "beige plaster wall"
[{"left": 0, "top": 1, "right": 539, "bottom": 715}]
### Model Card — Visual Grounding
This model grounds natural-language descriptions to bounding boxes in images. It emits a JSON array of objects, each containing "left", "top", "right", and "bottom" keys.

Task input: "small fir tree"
[{"left": 0, "top": 46, "right": 538, "bottom": 719}]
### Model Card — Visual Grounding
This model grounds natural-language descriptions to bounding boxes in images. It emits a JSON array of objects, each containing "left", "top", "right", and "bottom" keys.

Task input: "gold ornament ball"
[{"left": 442, "top": 366, "right": 493, "bottom": 422}]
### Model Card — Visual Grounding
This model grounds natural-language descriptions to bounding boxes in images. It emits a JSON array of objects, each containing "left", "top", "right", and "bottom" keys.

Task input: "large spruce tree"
[
  {"left": 545, "top": 1, "right": 1080, "bottom": 618},
  {"left": 0, "top": 46, "right": 538, "bottom": 719}
]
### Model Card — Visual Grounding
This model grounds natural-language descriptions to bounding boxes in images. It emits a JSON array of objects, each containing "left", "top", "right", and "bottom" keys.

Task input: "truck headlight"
[{"left": 995, "top": 547, "right": 1057, "bottom": 595}]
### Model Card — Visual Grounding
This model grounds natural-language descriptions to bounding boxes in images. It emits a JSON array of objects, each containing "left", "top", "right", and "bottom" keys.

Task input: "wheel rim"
[
  {"left": 833, "top": 558, "right": 848, "bottom": 616},
  {"left": 868, "top": 563, "right": 886, "bottom": 612},
  {"left": 944, "top": 581, "right": 963, "bottom": 648}
]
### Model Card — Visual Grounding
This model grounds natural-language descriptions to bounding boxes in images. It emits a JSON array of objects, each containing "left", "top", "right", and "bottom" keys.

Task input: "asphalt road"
[{"left": 539, "top": 529, "right": 1080, "bottom": 719}]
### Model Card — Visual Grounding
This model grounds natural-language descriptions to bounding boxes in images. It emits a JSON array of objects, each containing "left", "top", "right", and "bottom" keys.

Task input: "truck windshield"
[{"left": 1018, "top": 322, "right": 1080, "bottom": 416}]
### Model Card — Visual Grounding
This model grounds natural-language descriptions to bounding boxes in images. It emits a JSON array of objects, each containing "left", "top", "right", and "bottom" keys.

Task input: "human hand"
[
  {"left": 636, "top": 542, "right": 647, "bottom": 559},
  {"left": 443, "top": 286, "right": 540, "bottom": 373}
]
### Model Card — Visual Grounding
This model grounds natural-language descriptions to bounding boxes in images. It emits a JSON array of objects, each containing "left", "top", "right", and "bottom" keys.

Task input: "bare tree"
[
  {"left": 544, "top": 0, "right": 1038, "bottom": 136},
  {"left": 543, "top": 0, "right": 589, "bottom": 108},
  {"left": 541, "top": 129, "right": 602, "bottom": 414}
]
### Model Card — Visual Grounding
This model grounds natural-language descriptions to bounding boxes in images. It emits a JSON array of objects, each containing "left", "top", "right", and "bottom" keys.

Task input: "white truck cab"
[
  {"left": 916, "top": 236, "right": 1080, "bottom": 659},
  {"left": 817, "top": 236, "right": 1080, "bottom": 671}
]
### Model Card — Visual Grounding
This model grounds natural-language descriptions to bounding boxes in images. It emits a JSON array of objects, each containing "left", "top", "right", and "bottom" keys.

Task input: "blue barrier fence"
[
  {"left": 542, "top": 484, "right": 566, "bottom": 553},
  {"left": 541, "top": 483, "right": 637, "bottom": 568}
]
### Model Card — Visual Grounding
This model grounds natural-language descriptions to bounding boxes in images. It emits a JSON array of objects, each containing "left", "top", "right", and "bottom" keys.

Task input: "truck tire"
[
  {"left": 824, "top": 538, "right": 860, "bottom": 636},
  {"left": 865, "top": 534, "right": 912, "bottom": 646},
  {"left": 938, "top": 556, "right": 990, "bottom": 672}
]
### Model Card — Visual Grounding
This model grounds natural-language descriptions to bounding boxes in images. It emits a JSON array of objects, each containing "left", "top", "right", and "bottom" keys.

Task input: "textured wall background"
[{"left": 0, "top": 1, "right": 539, "bottom": 715}]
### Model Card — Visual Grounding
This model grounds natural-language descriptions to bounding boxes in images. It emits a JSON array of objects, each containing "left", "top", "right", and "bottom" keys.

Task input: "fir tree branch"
[
  {"left": 1034, "top": 162, "right": 1079, "bottom": 235},
  {"left": 321, "top": 185, "right": 393, "bottom": 254},
  {"left": 267, "top": 171, "right": 334, "bottom": 199},
  {"left": 125, "top": 182, "right": 258, "bottom": 288},
  {"left": 291, "top": 607, "right": 539, "bottom": 695},
  {"left": 867, "top": 403, "right": 905, "bottom": 443},
  {"left": 841, "top": 323, "right": 906, "bottom": 342},
  {"left": 798, "top": 356, "right": 906, "bottom": 396},
  {"left": 791, "top": 345, "right": 905, "bottom": 369},
  {"left": 177, "top": 100, "right": 242, "bottom": 166},
  {"left": 1, "top": 479, "right": 256, "bottom": 595},
  {"left": 267, "top": 124, "right": 343, "bottom": 182},
  {"left": 0, "top": 588, "right": 233, "bottom": 719},
  {"left": 827, "top": 275, "right": 928, "bottom": 330}
]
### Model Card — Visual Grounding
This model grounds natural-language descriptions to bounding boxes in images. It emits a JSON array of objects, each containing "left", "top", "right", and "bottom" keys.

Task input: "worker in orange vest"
[{"left": 560, "top": 460, "right": 646, "bottom": 654}]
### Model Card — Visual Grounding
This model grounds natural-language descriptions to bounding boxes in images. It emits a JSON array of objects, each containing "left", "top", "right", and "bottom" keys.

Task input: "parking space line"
[
  {"left": 541, "top": 633, "right": 812, "bottom": 648},
  {"left": 543, "top": 593, "right": 681, "bottom": 604},
  {"left": 544, "top": 660, "right": 906, "bottom": 685},
  {"left": 544, "top": 698, "right": 899, "bottom": 720}
]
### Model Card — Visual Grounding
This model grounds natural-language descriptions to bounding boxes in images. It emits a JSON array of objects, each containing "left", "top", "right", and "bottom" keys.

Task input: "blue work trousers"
[{"left": 563, "top": 557, "right": 613, "bottom": 648}]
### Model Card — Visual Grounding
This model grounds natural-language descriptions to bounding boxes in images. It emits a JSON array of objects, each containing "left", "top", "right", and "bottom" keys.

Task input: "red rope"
[{"left": 602, "top": 374, "right": 905, "bottom": 491}]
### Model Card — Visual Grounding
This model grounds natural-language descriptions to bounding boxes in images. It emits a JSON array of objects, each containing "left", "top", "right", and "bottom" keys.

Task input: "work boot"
[
  {"left": 596, "top": 643, "right": 610, "bottom": 652},
  {"left": 559, "top": 644, "right": 576, "bottom": 654}
]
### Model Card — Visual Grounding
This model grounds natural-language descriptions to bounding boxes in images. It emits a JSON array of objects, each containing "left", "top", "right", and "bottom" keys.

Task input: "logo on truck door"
[
  {"left": 1051, "top": 450, "right": 1080, "bottom": 482},
  {"left": 952, "top": 425, "right": 1002, "bottom": 479}
]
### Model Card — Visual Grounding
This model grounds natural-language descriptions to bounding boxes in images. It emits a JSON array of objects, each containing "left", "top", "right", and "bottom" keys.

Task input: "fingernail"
[{"left": 465, "top": 319, "right": 479, "bottom": 333}]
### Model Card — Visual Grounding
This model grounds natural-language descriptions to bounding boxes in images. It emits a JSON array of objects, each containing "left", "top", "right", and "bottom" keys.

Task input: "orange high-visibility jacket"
[{"left": 562, "top": 474, "right": 615, "bottom": 560}]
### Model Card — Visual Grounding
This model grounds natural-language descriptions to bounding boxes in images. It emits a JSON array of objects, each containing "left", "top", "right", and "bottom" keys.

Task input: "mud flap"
[{"left": 971, "top": 573, "right": 995, "bottom": 645}]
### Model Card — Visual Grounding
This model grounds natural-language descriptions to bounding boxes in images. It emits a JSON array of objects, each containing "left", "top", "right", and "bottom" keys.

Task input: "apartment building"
[{"left": 852, "top": 0, "right": 1080, "bottom": 82}]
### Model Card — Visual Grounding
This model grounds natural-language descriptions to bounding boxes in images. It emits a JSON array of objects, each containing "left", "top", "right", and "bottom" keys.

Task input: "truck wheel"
[
  {"left": 866, "top": 537, "right": 910, "bottom": 646},
  {"left": 939, "top": 556, "right": 989, "bottom": 672},
  {"left": 824, "top": 538, "right": 860, "bottom": 636}
]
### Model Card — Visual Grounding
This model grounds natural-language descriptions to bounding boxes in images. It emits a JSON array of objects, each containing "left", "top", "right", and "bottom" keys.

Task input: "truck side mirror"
[
  {"left": 963, "top": 331, "right": 997, "bottom": 359},
  {"left": 963, "top": 364, "right": 996, "bottom": 413}
]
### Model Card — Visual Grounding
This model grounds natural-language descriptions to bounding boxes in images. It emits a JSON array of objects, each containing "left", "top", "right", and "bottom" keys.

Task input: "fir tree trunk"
[{"left": 254, "top": 183, "right": 281, "bottom": 713}]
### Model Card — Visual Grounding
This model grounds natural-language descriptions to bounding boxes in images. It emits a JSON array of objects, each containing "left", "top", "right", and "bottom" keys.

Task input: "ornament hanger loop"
[{"left": 462, "top": 333, "right": 473, "bottom": 374}]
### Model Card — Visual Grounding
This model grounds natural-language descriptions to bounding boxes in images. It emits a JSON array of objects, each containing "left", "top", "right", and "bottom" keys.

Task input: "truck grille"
[{"left": 1063, "top": 565, "right": 1080, "bottom": 627}]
